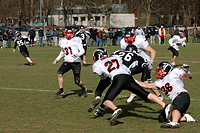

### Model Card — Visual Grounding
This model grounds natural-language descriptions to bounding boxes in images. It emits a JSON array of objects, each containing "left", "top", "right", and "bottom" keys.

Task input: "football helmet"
[
  {"left": 16, "top": 32, "right": 21, "bottom": 39},
  {"left": 125, "top": 44, "right": 138, "bottom": 53},
  {"left": 64, "top": 28, "right": 75, "bottom": 40},
  {"left": 155, "top": 61, "right": 173, "bottom": 79},
  {"left": 124, "top": 29, "right": 135, "bottom": 44},
  {"left": 93, "top": 48, "right": 108, "bottom": 62},
  {"left": 179, "top": 32, "right": 186, "bottom": 38}
]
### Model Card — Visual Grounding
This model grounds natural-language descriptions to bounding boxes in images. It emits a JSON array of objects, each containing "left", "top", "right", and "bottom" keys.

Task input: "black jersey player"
[
  {"left": 75, "top": 25, "right": 91, "bottom": 66},
  {"left": 13, "top": 32, "right": 33, "bottom": 65}
]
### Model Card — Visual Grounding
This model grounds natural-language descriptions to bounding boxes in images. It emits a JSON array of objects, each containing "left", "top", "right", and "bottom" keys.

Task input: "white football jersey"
[
  {"left": 169, "top": 35, "right": 186, "bottom": 51},
  {"left": 57, "top": 37, "right": 85, "bottom": 62},
  {"left": 92, "top": 55, "right": 131, "bottom": 81},
  {"left": 154, "top": 68, "right": 187, "bottom": 102}
]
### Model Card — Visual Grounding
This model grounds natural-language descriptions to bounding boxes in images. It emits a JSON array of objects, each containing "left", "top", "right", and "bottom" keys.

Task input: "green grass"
[{"left": 0, "top": 38, "right": 199, "bottom": 132}]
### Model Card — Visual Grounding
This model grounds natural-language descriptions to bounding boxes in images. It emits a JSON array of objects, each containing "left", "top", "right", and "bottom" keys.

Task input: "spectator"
[
  {"left": 28, "top": 27, "right": 36, "bottom": 46},
  {"left": 154, "top": 26, "right": 159, "bottom": 44},
  {"left": 159, "top": 26, "right": 166, "bottom": 44},
  {"left": 46, "top": 28, "right": 52, "bottom": 46},
  {"left": 7, "top": 29, "right": 12, "bottom": 48},
  {"left": 101, "top": 29, "right": 107, "bottom": 46},
  {"left": 183, "top": 27, "right": 188, "bottom": 44},
  {"left": 175, "top": 27, "right": 179, "bottom": 35},
  {"left": 122, "top": 27, "right": 125, "bottom": 37},
  {"left": 116, "top": 28, "right": 123, "bottom": 46},
  {"left": 169, "top": 27, "right": 175, "bottom": 38},
  {"left": 112, "top": 29, "right": 117, "bottom": 46},
  {"left": 149, "top": 27, "right": 155, "bottom": 44},
  {"left": 2, "top": 32, "right": 7, "bottom": 48},
  {"left": 107, "top": 28, "right": 114, "bottom": 46},
  {"left": 53, "top": 28, "right": 58, "bottom": 46},
  {"left": 104, "top": 27, "right": 108, "bottom": 34},
  {"left": 58, "top": 28, "right": 64, "bottom": 42},
  {"left": 85, "top": 27, "right": 89, "bottom": 46},
  {"left": 89, "top": 27, "right": 96, "bottom": 47},
  {"left": 192, "top": 28, "right": 197, "bottom": 43},
  {"left": 197, "top": 27, "right": 200, "bottom": 43},
  {"left": 96, "top": 29, "right": 102, "bottom": 46},
  {"left": 135, "top": 25, "right": 144, "bottom": 37},
  {"left": 38, "top": 27, "right": 44, "bottom": 47},
  {"left": 143, "top": 26, "right": 149, "bottom": 40}
]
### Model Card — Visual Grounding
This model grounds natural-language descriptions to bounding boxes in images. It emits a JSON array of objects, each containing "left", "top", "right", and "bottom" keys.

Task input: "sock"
[
  {"left": 26, "top": 57, "right": 32, "bottom": 63},
  {"left": 60, "top": 88, "right": 63, "bottom": 92}
]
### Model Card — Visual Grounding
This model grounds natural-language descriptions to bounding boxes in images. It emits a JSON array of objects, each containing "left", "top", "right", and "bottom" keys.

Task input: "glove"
[
  {"left": 182, "top": 64, "right": 189, "bottom": 73},
  {"left": 53, "top": 59, "right": 58, "bottom": 65},
  {"left": 147, "top": 60, "right": 153, "bottom": 70},
  {"left": 13, "top": 49, "right": 15, "bottom": 53},
  {"left": 71, "top": 54, "right": 78, "bottom": 59}
]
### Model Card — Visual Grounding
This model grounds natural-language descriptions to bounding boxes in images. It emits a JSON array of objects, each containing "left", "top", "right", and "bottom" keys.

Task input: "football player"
[
  {"left": 168, "top": 32, "right": 186, "bottom": 67},
  {"left": 90, "top": 48, "right": 170, "bottom": 125},
  {"left": 75, "top": 25, "right": 91, "bottom": 66},
  {"left": 13, "top": 32, "right": 33, "bottom": 66},
  {"left": 154, "top": 62, "right": 198, "bottom": 128},
  {"left": 53, "top": 28, "right": 87, "bottom": 98},
  {"left": 121, "top": 29, "right": 161, "bottom": 103}
]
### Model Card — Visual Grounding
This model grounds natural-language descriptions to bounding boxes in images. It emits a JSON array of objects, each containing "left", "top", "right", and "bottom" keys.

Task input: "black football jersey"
[
  {"left": 14, "top": 38, "right": 27, "bottom": 51},
  {"left": 75, "top": 31, "right": 90, "bottom": 46}
]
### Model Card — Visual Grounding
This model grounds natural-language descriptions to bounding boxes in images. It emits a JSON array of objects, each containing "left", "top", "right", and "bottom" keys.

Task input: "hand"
[
  {"left": 13, "top": 49, "right": 15, "bottom": 53},
  {"left": 147, "top": 60, "right": 153, "bottom": 70},
  {"left": 53, "top": 59, "right": 58, "bottom": 65},
  {"left": 71, "top": 54, "right": 78, "bottom": 59},
  {"left": 182, "top": 64, "right": 189, "bottom": 73}
]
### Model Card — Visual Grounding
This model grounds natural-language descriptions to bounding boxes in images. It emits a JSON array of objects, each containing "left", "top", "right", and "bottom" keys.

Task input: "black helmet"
[
  {"left": 80, "top": 25, "right": 85, "bottom": 29},
  {"left": 93, "top": 48, "right": 108, "bottom": 62},
  {"left": 155, "top": 61, "right": 173, "bottom": 79},
  {"left": 16, "top": 32, "right": 21, "bottom": 39},
  {"left": 125, "top": 44, "right": 138, "bottom": 53}
]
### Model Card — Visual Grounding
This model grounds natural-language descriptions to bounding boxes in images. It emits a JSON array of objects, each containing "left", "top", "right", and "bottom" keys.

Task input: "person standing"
[
  {"left": 112, "top": 29, "right": 117, "bottom": 46},
  {"left": 175, "top": 27, "right": 179, "bottom": 35},
  {"left": 58, "top": 28, "right": 64, "bottom": 42},
  {"left": 169, "top": 27, "right": 175, "bottom": 38},
  {"left": 53, "top": 28, "right": 87, "bottom": 98},
  {"left": 154, "top": 26, "right": 159, "bottom": 44},
  {"left": 28, "top": 27, "right": 36, "bottom": 46},
  {"left": 197, "top": 27, "right": 200, "bottom": 43},
  {"left": 89, "top": 27, "right": 96, "bottom": 47},
  {"left": 192, "top": 28, "right": 197, "bottom": 43},
  {"left": 183, "top": 27, "right": 188, "bottom": 44},
  {"left": 135, "top": 25, "right": 145, "bottom": 37},
  {"left": 149, "top": 27, "right": 155, "bottom": 44},
  {"left": 101, "top": 29, "right": 107, "bottom": 46},
  {"left": 116, "top": 28, "right": 122, "bottom": 46},
  {"left": 159, "top": 26, "right": 166, "bottom": 44},
  {"left": 53, "top": 28, "right": 58, "bottom": 46},
  {"left": 75, "top": 25, "right": 91, "bottom": 66},
  {"left": 13, "top": 32, "right": 33, "bottom": 65},
  {"left": 2, "top": 32, "right": 7, "bottom": 48},
  {"left": 38, "top": 27, "right": 44, "bottom": 47},
  {"left": 107, "top": 28, "right": 114, "bottom": 46},
  {"left": 96, "top": 29, "right": 102, "bottom": 46},
  {"left": 46, "top": 28, "right": 52, "bottom": 46},
  {"left": 7, "top": 29, "right": 12, "bottom": 48}
]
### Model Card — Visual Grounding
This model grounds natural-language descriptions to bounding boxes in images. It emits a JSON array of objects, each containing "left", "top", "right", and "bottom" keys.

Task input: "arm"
[
  {"left": 53, "top": 50, "right": 65, "bottom": 65},
  {"left": 144, "top": 45, "right": 156, "bottom": 62},
  {"left": 180, "top": 71, "right": 192, "bottom": 79}
]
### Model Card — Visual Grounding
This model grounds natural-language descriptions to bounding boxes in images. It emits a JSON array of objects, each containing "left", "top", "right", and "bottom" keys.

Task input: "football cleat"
[
  {"left": 81, "top": 87, "right": 87, "bottom": 98},
  {"left": 94, "top": 108, "right": 104, "bottom": 116},
  {"left": 53, "top": 90, "right": 64, "bottom": 97},
  {"left": 161, "top": 122, "right": 180, "bottom": 128},
  {"left": 110, "top": 108, "right": 122, "bottom": 125},
  {"left": 126, "top": 93, "right": 137, "bottom": 103},
  {"left": 88, "top": 98, "right": 101, "bottom": 112},
  {"left": 165, "top": 104, "right": 173, "bottom": 121},
  {"left": 184, "top": 113, "right": 198, "bottom": 122},
  {"left": 29, "top": 62, "right": 33, "bottom": 66}
]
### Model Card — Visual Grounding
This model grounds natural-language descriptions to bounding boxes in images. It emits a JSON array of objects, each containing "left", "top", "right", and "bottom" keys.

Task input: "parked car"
[
  {"left": 173, "top": 25, "right": 186, "bottom": 31},
  {"left": 153, "top": 24, "right": 169, "bottom": 28}
]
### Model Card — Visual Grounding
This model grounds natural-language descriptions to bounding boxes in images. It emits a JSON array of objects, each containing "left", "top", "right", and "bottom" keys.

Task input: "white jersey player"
[
  {"left": 153, "top": 61, "right": 198, "bottom": 128},
  {"left": 121, "top": 29, "right": 160, "bottom": 103},
  {"left": 168, "top": 33, "right": 186, "bottom": 66},
  {"left": 91, "top": 48, "right": 169, "bottom": 125},
  {"left": 53, "top": 28, "right": 87, "bottom": 98}
]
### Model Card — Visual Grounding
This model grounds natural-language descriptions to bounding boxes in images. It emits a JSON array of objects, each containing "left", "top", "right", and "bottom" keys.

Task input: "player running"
[
  {"left": 13, "top": 32, "right": 33, "bottom": 66},
  {"left": 53, "top": 28, "right": 87, "bottom": 98}
]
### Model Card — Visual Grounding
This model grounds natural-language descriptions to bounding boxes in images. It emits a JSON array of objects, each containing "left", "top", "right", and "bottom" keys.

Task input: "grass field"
[{"left": 0, "top": 38, "right": 199, "bottom": 132}]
